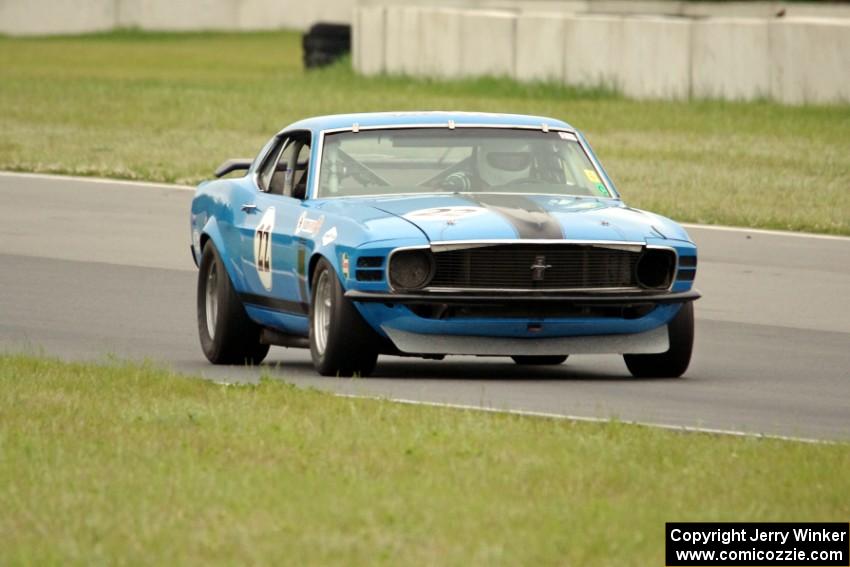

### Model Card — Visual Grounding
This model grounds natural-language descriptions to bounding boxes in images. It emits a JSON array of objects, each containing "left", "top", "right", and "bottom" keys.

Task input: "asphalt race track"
[{"left": 1, "top": 172, "right": 848, "bottom": 440}]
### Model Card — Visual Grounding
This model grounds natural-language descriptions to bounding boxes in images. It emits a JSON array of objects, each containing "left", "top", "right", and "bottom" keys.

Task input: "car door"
[{"left": 237, "top": 131, "right": 313, "bottom": 320}]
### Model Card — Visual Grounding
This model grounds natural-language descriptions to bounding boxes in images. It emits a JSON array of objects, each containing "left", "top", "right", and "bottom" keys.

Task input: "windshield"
[{"left": 317, "top": 127, "right": 613, "bottom": 199}]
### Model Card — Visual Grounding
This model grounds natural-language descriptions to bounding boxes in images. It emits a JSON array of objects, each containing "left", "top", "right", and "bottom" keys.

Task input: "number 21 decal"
[{"left": 253, "top": 207, "right": 275, "bottom": 291}]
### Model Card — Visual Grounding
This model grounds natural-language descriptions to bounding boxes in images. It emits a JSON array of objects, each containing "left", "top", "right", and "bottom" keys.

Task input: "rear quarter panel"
[{"left": 190, "top": 177, "right": 256, "bottom": 293}]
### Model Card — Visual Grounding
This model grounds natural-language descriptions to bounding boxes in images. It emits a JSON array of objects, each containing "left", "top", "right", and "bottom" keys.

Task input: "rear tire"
[
  {"left": 309, "top": 258, "right": 379, "bottom": 377},
  {"left": 624, "top": 302, "right": 694, "bottom": 378},
  {"left": 511, "top": 355, "right": 568, "bottom": 365},
  {"left": 197, "top": 243, "right": 269, "bottom": 365}
]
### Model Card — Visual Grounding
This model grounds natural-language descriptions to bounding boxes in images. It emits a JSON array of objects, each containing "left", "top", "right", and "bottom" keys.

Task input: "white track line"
[
  {"left": 682, "top": 223, "right": 850, "bottom": 242},
  {"left": 333, "top": 393, "right": 836, "bottom": 445},
  {"left": 219, "top": 379, "right": 835, "bottom": 444},
  {"left": 2, "top": 170, "right": 846, "bottom": 241},
  {"left": 0, "top": 170, "right": 194, "bottom": 191}
]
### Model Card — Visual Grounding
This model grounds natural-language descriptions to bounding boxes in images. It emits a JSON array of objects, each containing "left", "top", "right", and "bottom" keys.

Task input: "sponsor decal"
[
  {"left": 341, "top": 253, "right": 350, "bottom": 279},
  {"left": 403, "top": 206, "right": 486, "bottom": 223},
  {"left": 295, "top": 212, "right": 325, "bottom": 237},
  {"left": 583, "top": 168, "right": 601, "bottom": 184},
  {"left": 595, "top": 183, "right": 609, "bottom": 196},
  {"left": 253, "top": 207, "right": 275, "bottom": 291},
  {"left": 321, "top": 226, "right": 338, "bottom": 246}
]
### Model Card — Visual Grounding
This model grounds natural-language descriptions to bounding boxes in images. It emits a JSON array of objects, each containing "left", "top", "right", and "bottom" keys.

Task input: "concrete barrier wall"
[
  {"left": 4, "top": 0, "right": 850, "bottom": 36},
  {"left": 562, "top": 15, "right": 623, "bottom": 90},
  {"left": 621, "top": 16, "right": 691, "bottom": 99},
  {"left": 460, "top": 10, "right": 516, "bottom": 77},
  {"left": 237, "top": 0, "right": 288, "bottom": 30},
  {"left": 118, "top": 0, "right": 239, "bottom": 31},
  {"left": 563, "top": 14, "right": 693, "bottom": 99},
  {"left": 419, "top": 8, "right": 464, "bottom": 78},
  {"left": 357, "top": 0, "right": 850, "bottom": 20},
  {"left": 770, "top": 18, "right": 850, "bottom": 105},
  {"left": 516, "top": 12, "right": 568, "bottom": 82},
  {"left": 0, "top": 0, "right": 355, "bottom": 35},
  {"left": 691, "top": 18, "right": 770, "bottom": 101},
  {"left": 384, "top": 6, "right": 421, "bottom": 75},
  {"left": 354, "top": 5, "right": 386, "bottom": 75},
  {"left": 354, "top": 5, "right": 850, "bottom": 105},
  {"left": 0, "top": 0, "right": 117, "bottom": 35},
  {"left": 681, "top": 1, "right": 850, "bottom": 19}
]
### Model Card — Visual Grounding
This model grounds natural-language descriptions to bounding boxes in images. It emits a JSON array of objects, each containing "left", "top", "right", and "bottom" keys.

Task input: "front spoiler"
[
  {"left": 345, "top": 289, "right": 700, "bottom": 307},
  {"left": 382, "top": 325, "right": 670, "bottom": 355}
]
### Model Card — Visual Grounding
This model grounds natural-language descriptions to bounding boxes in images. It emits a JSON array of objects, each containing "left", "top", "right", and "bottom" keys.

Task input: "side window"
[
  {"left": 258, "top": 136, "right": 288, "bottom": 193},
  {"left": 269, "top": 141, "right": 295, "bottom": 195},
  {"left": 290, "top": 141, "right": 311, "bottom": 199},
  {"left": 283, "top": 132, "right": 310, "bottom": 199}
]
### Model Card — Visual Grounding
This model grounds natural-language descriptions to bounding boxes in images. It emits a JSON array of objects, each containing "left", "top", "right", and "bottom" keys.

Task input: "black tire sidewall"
[
  {"left": 197, "top": 244, "right": 225, "bottom": 361},
  {"left": 197, "top": 243, "right": 269, "bottom": 365},
  {"left": 624, "top": 302, "right": 694, "bottom": 378},
  {"left": 309, "top": 258, "right": 377, "bottom": 376}
]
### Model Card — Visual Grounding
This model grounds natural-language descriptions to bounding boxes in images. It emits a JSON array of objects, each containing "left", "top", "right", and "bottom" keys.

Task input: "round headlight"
[
  {"left": 390, "top": 250, "right": 434, "bottom": 290},
  {"left": 635, "top": 249, "right": 675, "bottom": 289}
]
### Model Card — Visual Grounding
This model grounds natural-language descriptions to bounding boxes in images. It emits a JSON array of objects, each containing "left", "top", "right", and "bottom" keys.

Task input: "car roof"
[{"left": 279, "top": 111, "right": 574, "bottom": 134}]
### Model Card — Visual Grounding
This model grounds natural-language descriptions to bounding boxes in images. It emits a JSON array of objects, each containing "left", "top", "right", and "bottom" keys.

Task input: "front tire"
[
  {"left": 309, "top": 258, "right": 379, "bottom": 377},
  {"left": 511, "top": 355, "right": 568, "bottom": 365},
  {"left": 624, "top": 302, "right": 694, "bottom": 378},
  {"left": 197, "top": 243, "right": 269, "bottom": 365}
]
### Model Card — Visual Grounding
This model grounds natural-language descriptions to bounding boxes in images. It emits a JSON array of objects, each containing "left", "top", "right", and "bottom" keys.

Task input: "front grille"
[{"left": 427, "top": 244, "right": 642, "bottom": 290}]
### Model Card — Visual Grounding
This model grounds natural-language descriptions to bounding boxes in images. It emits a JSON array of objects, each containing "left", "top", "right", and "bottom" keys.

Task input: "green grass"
[
  {"left": 0, "top": 354, "right": 848, "bottom": 565},
  {"left": 0, "top": 30, "right": 849, "bottom": 234}
]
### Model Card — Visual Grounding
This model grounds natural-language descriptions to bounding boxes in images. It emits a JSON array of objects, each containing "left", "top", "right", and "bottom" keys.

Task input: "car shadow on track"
[
  {"left": 371, "top": 362, "right": 679, "bottom": 382},
  {"left": 260, "top": 356, "right": 681, "bottom": 382}
]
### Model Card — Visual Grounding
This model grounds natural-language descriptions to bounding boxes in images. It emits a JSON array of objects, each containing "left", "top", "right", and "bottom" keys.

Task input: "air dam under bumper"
[
  {"left": 382, "top": 325, "right": 669, "bottom": 356},
  {"left": 346, "top": 289, "right": 699, "bottom": 356}
]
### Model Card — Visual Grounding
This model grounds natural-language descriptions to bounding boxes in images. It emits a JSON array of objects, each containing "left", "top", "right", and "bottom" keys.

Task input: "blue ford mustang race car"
[{"left": 190, "top": 112, "right": 699, "bottom": 377}]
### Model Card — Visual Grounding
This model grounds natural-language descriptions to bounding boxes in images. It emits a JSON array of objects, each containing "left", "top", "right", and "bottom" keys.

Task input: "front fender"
[
  {"left": 311, "top": 234, "right": 429, "bottom": 295},
  {"left": 306, "top": 207, "right": 427, "bottom": 292}
]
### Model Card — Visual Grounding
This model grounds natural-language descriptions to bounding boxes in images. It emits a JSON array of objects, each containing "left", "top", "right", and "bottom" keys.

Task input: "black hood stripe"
[{"left": 461, "top": 194, "right": 564, "bottom": 239}]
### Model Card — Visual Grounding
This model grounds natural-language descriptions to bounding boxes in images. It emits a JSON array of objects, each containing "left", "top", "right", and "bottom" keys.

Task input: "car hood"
[{"left": 354, "top": 193, "right": 680, "bottom": 243}]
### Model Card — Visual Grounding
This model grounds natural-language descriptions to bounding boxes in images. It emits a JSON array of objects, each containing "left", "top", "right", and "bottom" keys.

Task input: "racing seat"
[
  {"left": 291, "top": 143, "right": 311, "bottom": 199},
  {"left": 268, "top": 163, "right": 288, "bottom": 195}
]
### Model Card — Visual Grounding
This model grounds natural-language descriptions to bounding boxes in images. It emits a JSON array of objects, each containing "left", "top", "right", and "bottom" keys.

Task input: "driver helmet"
[{"left": 475, "top": 139, "right": 533, "bottom": 186}]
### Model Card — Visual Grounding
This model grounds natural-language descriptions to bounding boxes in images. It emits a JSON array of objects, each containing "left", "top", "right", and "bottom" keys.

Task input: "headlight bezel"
[
  {"left": 634, "top": 247, "right": 677, "bottom": 290},
  {"left": 387, "top": 247, "right": 435, "bottom": 291}
]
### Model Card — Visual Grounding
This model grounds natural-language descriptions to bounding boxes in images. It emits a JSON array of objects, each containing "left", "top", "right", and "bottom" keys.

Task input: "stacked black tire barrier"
[{"left": 302, "top": 23, "right": 351, "bottom": 69}]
